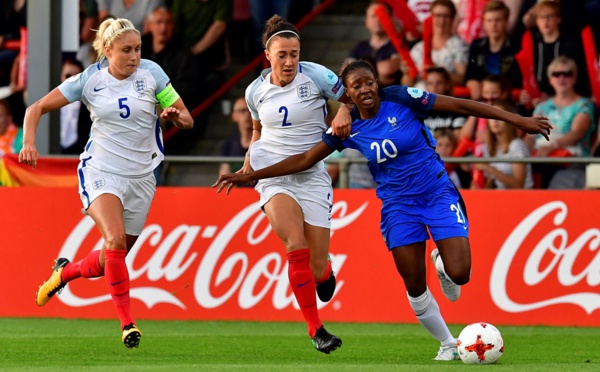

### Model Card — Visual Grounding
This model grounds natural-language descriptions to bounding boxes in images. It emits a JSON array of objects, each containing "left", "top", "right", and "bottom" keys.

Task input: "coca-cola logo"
[
  {"left": 490, "top": 201, "right": 600, "bottom": 314},
  {"left": 58, "top": 200, "right": 369, "bottom": 310}
]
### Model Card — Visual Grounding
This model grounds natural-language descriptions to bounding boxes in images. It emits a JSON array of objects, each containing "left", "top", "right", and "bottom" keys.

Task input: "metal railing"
[{"left": 163, "top": 156, "right": 600, "bottom": 189}]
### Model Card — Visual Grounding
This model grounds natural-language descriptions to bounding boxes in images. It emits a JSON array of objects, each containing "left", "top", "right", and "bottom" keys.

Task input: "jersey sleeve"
[
  {"left": 322, "top": 128, "right": 346, "bottom": 152},
  {"left": 245, "top": 77, "right": 262, "bottom": 121},
  {"left": 299, "top": 62, "right": 344, "bottom": 101},
  {"left": 142, "top": 59, "right": 180, "bottom": 108},
  {"left": 58, "top": 62, "right": 100, "bottom": 103},
  {"left": 381, "top": 86, "right": 436, "bottom": 117}
]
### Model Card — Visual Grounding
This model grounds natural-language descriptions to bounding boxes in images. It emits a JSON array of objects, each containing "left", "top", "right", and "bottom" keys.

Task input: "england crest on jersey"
[
  {"left": 297, "top": 84, "right": 311, "bottom": 100},
  {"left": 133, "top": 78, "right": 147, "bottom": 94}
]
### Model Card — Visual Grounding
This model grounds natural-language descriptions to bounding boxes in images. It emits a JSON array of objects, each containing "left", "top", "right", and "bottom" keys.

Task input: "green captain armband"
[{"left": 156, "top": 84, "right": 180, "bottom": 109}]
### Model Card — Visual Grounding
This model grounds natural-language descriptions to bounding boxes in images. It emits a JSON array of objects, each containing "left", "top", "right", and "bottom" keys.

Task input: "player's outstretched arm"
[
  {"left": 20, "top": 88, "right": 70, "bottom": 169},
  {"left": 213, "top": 141, "right": 334, "bottom": 195},
  {"left": 432, "top": 95, "right": 553, "bottom": 140}
]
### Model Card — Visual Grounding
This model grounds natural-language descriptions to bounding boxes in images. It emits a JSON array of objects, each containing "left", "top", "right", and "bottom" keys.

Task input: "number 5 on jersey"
[{"left": 118, "top": 98, "right": 131, "bottom": 119}]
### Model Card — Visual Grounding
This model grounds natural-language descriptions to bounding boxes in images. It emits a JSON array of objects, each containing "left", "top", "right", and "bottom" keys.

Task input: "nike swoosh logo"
[
  {"left": 94, "top": 86, "right": 107, "bottom": 92},
  {"left": 110, "top": 280, "right": 126, "bottom": 286},
  {"left": 349, "top": 132, "right": 360, "bottom": 138},
  {"left": 297, "top": 280, "right": 311, "bottom": 288}
]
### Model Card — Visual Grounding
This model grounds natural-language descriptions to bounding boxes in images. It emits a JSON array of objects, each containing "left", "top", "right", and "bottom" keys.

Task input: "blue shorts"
[{"left": 380, "top": 181, "right": 469, "bottom": 250}]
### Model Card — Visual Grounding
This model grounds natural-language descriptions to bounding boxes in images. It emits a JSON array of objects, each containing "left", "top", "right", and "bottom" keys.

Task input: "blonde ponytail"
[{"left": 92, "top": 18, "right": 139, "bottom": 61}]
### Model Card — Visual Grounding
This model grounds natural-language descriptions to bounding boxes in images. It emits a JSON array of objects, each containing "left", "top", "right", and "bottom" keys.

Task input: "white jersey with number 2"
[
  {"left": 245, "top": 61, "right": 344, "bottom": 174},
  {"left": 58, "top": 58, "right": 169, "bottom": 176}
]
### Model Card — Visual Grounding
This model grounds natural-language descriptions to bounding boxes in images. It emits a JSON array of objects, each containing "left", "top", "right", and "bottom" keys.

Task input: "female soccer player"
[
  {"left": 214, "top": 60, "right": 551, "bottom": 359},
  {"left": 238, "top": 14, "right": 351, "bottom": 354},
  {"left": 20, "top": 17, "right": 193, "bottom": 348}
]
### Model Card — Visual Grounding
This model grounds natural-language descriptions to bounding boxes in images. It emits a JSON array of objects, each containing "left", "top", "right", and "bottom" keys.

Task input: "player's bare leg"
[{"left": 432, "top": 237, "right": 471, "bottom": 301}]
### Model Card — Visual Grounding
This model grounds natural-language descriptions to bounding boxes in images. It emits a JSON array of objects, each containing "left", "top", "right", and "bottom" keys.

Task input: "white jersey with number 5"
[
  {"left": 245, "top": 61, "right": 344, "bottom": 173},
  {"left": 58, "top": 58, "right": 169, "bottom": 176}
]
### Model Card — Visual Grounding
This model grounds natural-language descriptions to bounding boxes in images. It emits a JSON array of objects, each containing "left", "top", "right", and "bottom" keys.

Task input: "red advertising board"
[{"left": 0, "top": 188, "right": 598, "bottom": 326}]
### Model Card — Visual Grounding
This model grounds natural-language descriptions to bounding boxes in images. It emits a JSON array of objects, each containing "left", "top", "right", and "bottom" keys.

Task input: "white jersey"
[
  {"left": 59, "top": 59, "right": 168, "bottom": 176},
  {"left": 245, "top": 61, "right": 344, "bottom": 174}
]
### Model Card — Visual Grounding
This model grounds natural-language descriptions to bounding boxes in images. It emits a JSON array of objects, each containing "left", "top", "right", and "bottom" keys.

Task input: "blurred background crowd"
[{"left": 1, "top": 0, "right": 600, "bottom": 189}]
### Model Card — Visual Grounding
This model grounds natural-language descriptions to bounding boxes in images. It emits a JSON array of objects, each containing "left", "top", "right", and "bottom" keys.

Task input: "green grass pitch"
[{"left": 1, "top": 318, "right": 599, "bottom": 371}]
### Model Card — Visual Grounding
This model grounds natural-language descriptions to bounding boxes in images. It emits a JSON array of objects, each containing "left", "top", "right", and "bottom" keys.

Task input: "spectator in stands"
[
  {"left": 518, "top": 0, "right": 586, "bottom": 40},
  {"left": 219, "top": 96, "right": 252, "bottom": 177},
  {"left": 423, "top": 67, "right": 467, "bottom": 139},
  {"left": 76, "top": 0, "right": 100, "bottom": 68},
  {"left": 455, "top": 0, "right": 525, "bottom": 42},
  {"left": 518, "top": 0, "right": 589, "bottom": 108},
  {"left": 409, "top": 0, "right": 468, "bottom": 87},
  {"left": 465, "top": 1, "right": 522, "bottom": 101},
  {"left": 0, "top": 52, "right": 24, "bottom": 101},
  {"left": 348, "top": 1, "right": 402, "bottom": 87},
  {"left": 97, "top": 0, "right": 163, "bottom": 34},
  {"left": 433, "top": 128, "right": 471, "bottom": 189},
  {"left": 80, "top": 0, "right": 99, "bottom": 44},
  {"left": 248, "top": 0, "right": 291, "bottom": 53},
  {"left": 0, "top": 98, "right": 22, "bottom": 157},
  {"left": 172, "top": 0, "right": 233, "bottom": 99},
  {"left": 461, "top": 74, "right": 514, "bottom": 148},
  {"left": 0, "top": 0, "right": 26, "bottom": 87},
  {"left": 327, "top": 148, "right": 378, "bottom": 189},
  {"left": 529, "top": 56, "right": 594, "bottom": 189},
  {"left": 229, "top": 0, "right": 254, "bottom": 63},
  {"left": 59, "top": 59, "right": 92, "bottom": 155},
  {"left": 474, "top": 100, "right": 534, "bottom": 189},
  {"left": 142, "top": 7, "right": 199, "bottom": 108}
]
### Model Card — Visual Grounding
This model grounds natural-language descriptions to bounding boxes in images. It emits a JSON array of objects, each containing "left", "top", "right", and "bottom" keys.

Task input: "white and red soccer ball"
[{"left": 457, "top": 322, "right": 504, "bottom": 364}]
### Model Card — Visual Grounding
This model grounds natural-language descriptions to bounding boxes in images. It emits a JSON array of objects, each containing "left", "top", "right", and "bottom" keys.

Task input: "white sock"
[{"left": 408, "top": 288, "right": 455, "bottom": 346}]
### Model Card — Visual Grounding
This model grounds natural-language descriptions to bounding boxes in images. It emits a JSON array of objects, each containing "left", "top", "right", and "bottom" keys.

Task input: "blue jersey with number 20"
[
  {"left": 322, "top": 86, "right": 469, "bottom": 249},
  {"left": 322, "top": 86, "right": 446, "bottom": 200}
]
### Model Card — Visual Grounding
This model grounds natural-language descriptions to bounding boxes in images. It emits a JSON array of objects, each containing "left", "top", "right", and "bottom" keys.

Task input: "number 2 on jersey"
[
  {"left": 279, "top": 106, "right": 292, "bottom": 127},
  {"left": 118, "top": 98, "right": 131, "bottom": 119}
]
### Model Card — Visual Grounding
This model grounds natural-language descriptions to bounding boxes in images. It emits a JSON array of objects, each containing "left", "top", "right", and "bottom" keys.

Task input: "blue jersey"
[{"left": 322, "top": 86, "right": 447, "bottom": 200}]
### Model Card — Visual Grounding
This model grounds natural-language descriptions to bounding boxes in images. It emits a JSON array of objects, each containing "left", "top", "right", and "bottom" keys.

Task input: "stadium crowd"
[{"left": 1, "top": 0, "right": 600, "bottom": 189}]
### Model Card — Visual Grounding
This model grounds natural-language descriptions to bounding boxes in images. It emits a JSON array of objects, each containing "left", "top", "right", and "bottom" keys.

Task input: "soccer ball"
[{"left": 457, "top": 322, "right": 504, "bottom": 364}]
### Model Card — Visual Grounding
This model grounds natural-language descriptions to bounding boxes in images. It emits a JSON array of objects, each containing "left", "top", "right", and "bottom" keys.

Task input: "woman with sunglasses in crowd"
[{"left": 527, "top": 56, "right": 594, "bottom": 188}]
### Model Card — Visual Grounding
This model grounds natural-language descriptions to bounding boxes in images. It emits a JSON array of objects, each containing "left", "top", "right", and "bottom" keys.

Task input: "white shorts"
[
  {"left": 78, "top": 165, "right": 156, "bottom": 236},
  {"left": 254, "top": 169, "right": 333, "bottom": 228}
]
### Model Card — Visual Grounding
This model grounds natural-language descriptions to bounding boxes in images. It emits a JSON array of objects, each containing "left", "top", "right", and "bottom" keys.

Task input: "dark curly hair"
[{"left": 340, "top": 60, "right": 378, "bottom": 88}]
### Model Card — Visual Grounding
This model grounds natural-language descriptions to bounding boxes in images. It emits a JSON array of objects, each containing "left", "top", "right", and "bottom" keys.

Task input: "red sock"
[
  {"left": 287, "top": 248, "right": 322, "bottom": 337},
  {"left": 315, "top": 259, "right": 332, "bottom": 285},
  {"left": 61, "top": 250, "right": 105, "bottom": 283},
  {"left": 104, "top": 249, "right": 133, "bottom": 329}
]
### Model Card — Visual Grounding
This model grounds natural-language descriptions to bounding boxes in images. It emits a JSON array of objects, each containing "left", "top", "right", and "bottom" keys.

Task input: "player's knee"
[
  {"left": 447, "top": 269, "right": 471, "bottom": 286},
  {"left": 403, "top": 277, "right": 427, "bottom": 296},
  {"left": 104, "top": 234, "right": 127, "bottom": 251}
]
